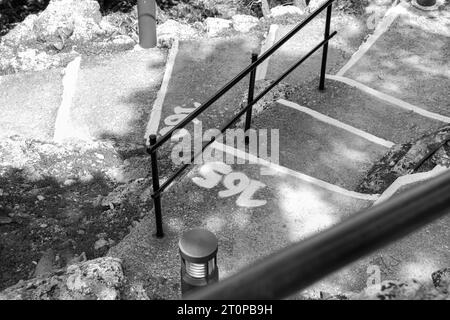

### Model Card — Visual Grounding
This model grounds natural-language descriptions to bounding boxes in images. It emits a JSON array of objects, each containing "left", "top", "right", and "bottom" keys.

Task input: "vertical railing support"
[
  {"left": 319, "top": 4, "right": 332, "bottom": 91},
  {"left": 137, "top": 0, "right": 157, "bottom": 49},
  {"left": 149, "top": 134, "right": 164, "bottom": 238},
  {"left": 245, "top": 53, "right": 258, "bottom": 144}
]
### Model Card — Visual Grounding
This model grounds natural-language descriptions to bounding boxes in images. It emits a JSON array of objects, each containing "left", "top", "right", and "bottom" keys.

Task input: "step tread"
[
  {"left": 288, "top": 78, "right": 445, "bottom": 144},
  {"left": 69, "top": 49, "right": 166, "bottom": 143},
  {"left": 0, "top": 69, "right": 63, "bottom": 140},
  {"left": 155, "top": 36, "right": 260, "bottom": 139},
  {"left": 343, "top": 12, "right": 450, "bottom": 115},
  {"left": 247, "top": 101, "right": 388, "bottom": 190},
  {"left": 266, "top": 22, "right": 348, "bottom": 86}
]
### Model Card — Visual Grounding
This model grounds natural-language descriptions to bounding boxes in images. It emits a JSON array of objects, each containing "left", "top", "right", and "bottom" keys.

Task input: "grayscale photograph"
[{"left": 0, "top": 0, "right": 448, "bottom": 307}]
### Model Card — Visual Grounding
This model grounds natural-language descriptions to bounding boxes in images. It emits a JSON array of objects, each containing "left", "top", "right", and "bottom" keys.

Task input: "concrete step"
[
  {"left": 246, "top": 100, "right": 388, "bottom": 190},
  {"left": 342, "top": 7, "right": 450, "bottom": 116},
  {"left": 308, "top": 167, "right": 450, "bottom": 298},
  {"left": 109, "top": 144, "right": 376, "bottom": 299},
  {"left": 264, "top": 21, "right": 353, "bottom": 86},
  {"left": 68, "top": 48, "right": 167, "bottom": 144},
  {"left": 0, "top": 69, "right": 63, "bottom": 140},
  {"left": 288, "top": 77, "right": 446, "bottom": 144},
  {"left": 151, "top": 35, "right": 260, "bottom": 139}
]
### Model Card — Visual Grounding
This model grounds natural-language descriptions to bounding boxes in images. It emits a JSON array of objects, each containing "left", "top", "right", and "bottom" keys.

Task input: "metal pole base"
[{"left": 412, "top": 0, "right": 439, "bottom": 11}]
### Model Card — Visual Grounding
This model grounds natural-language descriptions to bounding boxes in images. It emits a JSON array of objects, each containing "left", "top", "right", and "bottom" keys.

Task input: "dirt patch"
[{"left": 0, "top": 137, "right": 154, "bottom": 290}]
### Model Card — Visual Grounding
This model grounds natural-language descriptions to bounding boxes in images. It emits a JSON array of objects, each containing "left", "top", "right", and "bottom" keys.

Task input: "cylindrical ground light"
[
  {"left": 179, "top": 229, "right": 219, "bottom": 296},
  {"left": 137, "top": 0, "right": 157, "bottom": 48}
]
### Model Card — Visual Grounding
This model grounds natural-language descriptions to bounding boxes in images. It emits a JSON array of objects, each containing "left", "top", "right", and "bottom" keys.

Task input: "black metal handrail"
[
  {"left": 148, "top": 0, "right": 337, "bottom": 237},
  {"left": 185, "top": 169, "right": 450, "bottom": 299}
]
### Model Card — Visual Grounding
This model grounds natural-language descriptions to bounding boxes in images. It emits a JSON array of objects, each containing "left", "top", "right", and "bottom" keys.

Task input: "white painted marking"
[
  {"left": 158, "top": 101, "right": 201, "bottom": 137},
  {"left": 327, "top": 74, "right": 450, "bottom": 123},
  {"left": 373, "top": 165, "right": 449, "bottom": 206},
  {"left": 192, "top": 161, "right": 267, "bottom": 207},
  {"left": 53, "top": 56, "right": 82, "bottom": 142},
  {"left": 236, "top": 179, "right": 267, "bottom": 207},
  {"left": 145, "top": 39, "right": 179, "bottom": 143},
  {"left": 256, "top": 24, "right": 279, "bottom": 81},
  {"left": 277, "top": 99, "right": 395, "bottom": 148},
  {"left": 192, "top": 161, "right": 232, "bottom": 189},
  {"left": 336, "top": 3, "right": 405, "bottom": 76},
  {"left": 211, "top": 142, "right": 380, "bottom": 201}
]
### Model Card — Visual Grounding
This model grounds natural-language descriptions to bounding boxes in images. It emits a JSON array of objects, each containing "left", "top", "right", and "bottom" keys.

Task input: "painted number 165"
[{"left": 192, "top": 162, "right": 267, "bottom": 208}]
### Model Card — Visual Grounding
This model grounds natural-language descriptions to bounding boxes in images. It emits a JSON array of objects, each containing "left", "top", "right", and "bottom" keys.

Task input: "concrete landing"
[
  {"left": 0, "top": 69, "right": 63, "bottom": 140},
  {"left": 108, "top": 147, "right": 375, "bottom": 299},
  {"left": 302, "top": 172, "right": 450, "bottom": 298}
]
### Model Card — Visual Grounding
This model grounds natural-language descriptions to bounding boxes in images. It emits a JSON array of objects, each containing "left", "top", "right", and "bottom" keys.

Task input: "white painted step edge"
[
  {"left": 256, "top": 24, "right": 279, "bottom": 81},
  {"left": 336, "top": 0, "right": 405, "bottom": 76},
  {"left": 277, "top": 99, "right": 395, "bottom": 148},
  {"left": 373, "top": 165, "right": 450, "bottom": 206},
  {"left": 53, "top": 56, "right": 83, "bottom": 142},
  {"left": 326, "top": 74, "right": 450, "bottom": 124},
  {"left": 144, "top": 39, "right": 180, "bottom": 144},
  {"left": 211, "top": 141, "right": 380, "bottom": 201}
]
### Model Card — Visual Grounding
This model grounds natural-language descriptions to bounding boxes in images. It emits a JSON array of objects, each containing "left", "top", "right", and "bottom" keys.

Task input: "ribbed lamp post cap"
[{"left": 179, "top": 229, "right": 218, "bottom": 263}]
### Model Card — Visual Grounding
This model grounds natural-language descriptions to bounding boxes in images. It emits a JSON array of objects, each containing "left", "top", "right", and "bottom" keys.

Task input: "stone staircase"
[{"left": 109, "top": 2, "right": 450, "bottom": 299}]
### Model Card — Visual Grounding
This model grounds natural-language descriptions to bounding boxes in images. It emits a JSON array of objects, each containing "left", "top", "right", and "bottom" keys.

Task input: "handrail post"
[
  {"left": 319, "top": 4, "right": 332, "bottom": 90},
  {"left": 149, "top": 134, "right": 164, "bottom": 238},
  {"left": 245, "top": 53, "right": 258, "bottom": 144}
]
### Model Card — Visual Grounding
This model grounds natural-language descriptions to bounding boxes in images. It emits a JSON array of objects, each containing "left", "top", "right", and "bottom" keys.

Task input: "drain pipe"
[{"left": 137, "top": 0, "right": 157, "bottom": 48}]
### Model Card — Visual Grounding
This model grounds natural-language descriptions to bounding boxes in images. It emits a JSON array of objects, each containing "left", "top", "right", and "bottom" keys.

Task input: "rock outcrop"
[
  {"left": 232, "top": 14, "right": 259, "bottom": 33},
  {"left": 357, "top": 125, "right": 450, "bottom": 194},
  {"left": 205, "top": 17, "right": 233, "bottom": 37},
  {"left": 33, "top": 0, "right": 102, "bottom": 44},
  {"left": 0, "top": 257, "right": 124, "bottom": 300}
]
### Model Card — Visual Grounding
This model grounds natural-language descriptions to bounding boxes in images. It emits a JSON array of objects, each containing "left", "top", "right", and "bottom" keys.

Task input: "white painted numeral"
[
  {"left": 192, "top": 162, "right": 232, "bottom": 189},
  {"left": 192, "top": 162, "right": 267, "bottom": 208},
  {"left": 159, "top": 102, "right": 201, "bottom": 136},
  {"left": 236, "top": 179, "right": 267, "bottom": 208},
  {"left": 218, "top": 172, "right": 250, "bottom": 198},
  {"left": 164, "top": 113, "right": 188, "bottom": 126}
]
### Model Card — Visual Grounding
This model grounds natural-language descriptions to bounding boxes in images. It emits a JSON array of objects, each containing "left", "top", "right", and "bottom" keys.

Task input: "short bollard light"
[{"left": 179, "top": 229, "right": 219, "bottom": 295}]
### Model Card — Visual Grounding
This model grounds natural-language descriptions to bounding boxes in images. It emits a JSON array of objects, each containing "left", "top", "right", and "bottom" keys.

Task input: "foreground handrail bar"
[
  {"left": 151, "top": 32, "right": 337, "bottom": 197},
  {"left": 148, "top": 0, "right": 335, "bottom": 153},
  {"left": 185, "top": 169, "right": 450, "bottom": 300}
]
